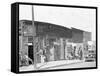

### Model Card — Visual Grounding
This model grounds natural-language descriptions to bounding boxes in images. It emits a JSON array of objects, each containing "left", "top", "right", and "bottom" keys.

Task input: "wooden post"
[{"left": 32, "top": 5, "right": 37, "bottom": 70}]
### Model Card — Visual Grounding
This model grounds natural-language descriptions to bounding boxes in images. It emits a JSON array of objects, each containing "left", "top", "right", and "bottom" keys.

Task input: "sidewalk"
[
  {"left": 37, "top": 60, "right": 84, "bottom": 70},
  {"left": 19, "top": 60, "right": 84, "bottom": 71}
]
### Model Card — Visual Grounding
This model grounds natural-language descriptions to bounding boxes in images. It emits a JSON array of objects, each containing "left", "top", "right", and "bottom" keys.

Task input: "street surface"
[
  {"left": 19, "top": 60, "right": 96, "bottom": 71},
  {"left": 46, "top": 62, "right": 96, "bottom": 70}
]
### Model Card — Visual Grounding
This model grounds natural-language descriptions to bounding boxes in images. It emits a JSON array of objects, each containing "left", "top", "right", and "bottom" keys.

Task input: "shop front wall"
[{"left": 21, "top": 36, "right": 28, "bottom": 55}]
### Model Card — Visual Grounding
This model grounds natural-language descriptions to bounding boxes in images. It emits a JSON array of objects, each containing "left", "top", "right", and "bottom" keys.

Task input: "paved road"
[
  {"left": 46, "top": 62, "right": 96, "bottom": 70},
  {"left": 19, "top": 61, "right": 96, "bottom": 71}
]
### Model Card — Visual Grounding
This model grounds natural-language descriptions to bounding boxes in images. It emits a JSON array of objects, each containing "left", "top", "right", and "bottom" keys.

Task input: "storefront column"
[
  {"left": 60, "top": 38, "right": 64, "bottom": 60},
  {"left": 65, "top": 39, "right": 68, "bottom": 59}
]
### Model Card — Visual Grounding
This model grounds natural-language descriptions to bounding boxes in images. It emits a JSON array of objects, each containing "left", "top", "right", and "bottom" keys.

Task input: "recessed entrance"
[{"left": 28, "top": 45, "right": 34, "bottom": 64}]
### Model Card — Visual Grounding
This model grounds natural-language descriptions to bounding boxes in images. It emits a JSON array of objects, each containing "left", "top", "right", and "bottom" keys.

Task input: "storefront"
[
  {"left": 19, "top": 20, "right": 92, "bottom": 67},
  {"left": 19, "top": 20, "right": 72, "bottom": 66}
]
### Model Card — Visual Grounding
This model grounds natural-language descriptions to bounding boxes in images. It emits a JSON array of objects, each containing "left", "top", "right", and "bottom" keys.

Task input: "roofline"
[
  {"left": 19, "top": 20, "right": 71, "bottom": 30},
  {"left": 71, "top": 27, "right": 91, "bottom": 33},
  {"left": 19, "top": 20, "right": 91, "bottom": 33}
]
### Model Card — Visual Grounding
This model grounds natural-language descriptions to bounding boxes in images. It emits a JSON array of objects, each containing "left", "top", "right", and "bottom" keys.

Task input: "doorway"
[{"left": 28, "top": 45, "right": 34, "bottom": 64}]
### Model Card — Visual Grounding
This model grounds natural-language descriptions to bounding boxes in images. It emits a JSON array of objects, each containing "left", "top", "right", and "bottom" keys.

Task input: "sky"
[{"left": 19, "top": 5, "right": 96, "bottom": 41}]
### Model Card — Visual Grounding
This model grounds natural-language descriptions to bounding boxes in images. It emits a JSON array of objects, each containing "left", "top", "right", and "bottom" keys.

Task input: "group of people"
[
  {"left": 19, "top": 51, "right": 33, "bottom": 67},
  {"left": 36, "top": 44, "right": 55, "bottom": 63},
  {"left": 67, "top": 45, "right": 83, "bottom": 60},
  {"left": 19, "top": 43, "right": 84, "bottom": 67},
  {"left": 19, "top": 44, "right": 55, "bottom": 67}
]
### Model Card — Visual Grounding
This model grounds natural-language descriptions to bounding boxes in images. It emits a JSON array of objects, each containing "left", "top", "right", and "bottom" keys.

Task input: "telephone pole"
[{"left": 32, "top": 5, "right": 37, "bottom": 70}]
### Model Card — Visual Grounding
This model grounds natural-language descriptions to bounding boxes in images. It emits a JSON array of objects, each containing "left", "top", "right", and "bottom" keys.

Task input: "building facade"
[
  {"left": 19, "top": 20, "right": 72, "bottom": 66},
  {"left": 19, "top": 20, "right": 92, "bottom": 66}
]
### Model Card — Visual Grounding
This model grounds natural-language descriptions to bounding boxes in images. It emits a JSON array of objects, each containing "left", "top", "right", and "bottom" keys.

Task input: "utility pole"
[{"left": 32, "top": 5, "right": 37, "bottom": 70}]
